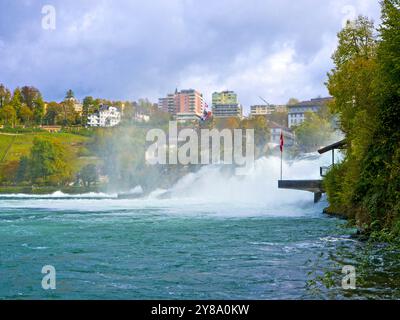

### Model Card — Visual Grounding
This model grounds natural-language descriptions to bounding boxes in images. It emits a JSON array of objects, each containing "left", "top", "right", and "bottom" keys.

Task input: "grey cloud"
[{"left": 0, "top": 0, "right": 381, "bottom": 108}]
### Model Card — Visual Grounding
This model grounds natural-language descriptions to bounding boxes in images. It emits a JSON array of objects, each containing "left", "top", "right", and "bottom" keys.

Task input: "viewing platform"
[
  {"left": 278, "top": 179, "right": 324, "bottom": 203},
  {"left": 278, "top": 139, "right": 346, "bottom": 203}
]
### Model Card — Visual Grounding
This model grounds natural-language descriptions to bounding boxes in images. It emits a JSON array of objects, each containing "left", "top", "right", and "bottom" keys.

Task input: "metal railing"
[{"left": 320, "top": 166, "right": 332, "bottom": 177}]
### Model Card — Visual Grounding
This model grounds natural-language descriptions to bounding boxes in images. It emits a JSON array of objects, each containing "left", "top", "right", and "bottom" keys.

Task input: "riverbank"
[{"left": 0, "top": 185, "right": 102, "bottom": 195}]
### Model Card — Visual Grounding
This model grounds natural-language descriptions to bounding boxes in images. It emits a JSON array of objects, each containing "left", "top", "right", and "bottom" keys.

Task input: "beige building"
[
  {"left": 250, "top": 104, "right": 287, "bottom": 117},
  {"left": 65, "top": 97, "right": 83, "bottom": 115}
]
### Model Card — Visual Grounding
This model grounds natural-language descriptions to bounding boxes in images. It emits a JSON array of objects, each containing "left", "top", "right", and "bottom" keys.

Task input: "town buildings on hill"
[
  {"left": 212, "top": 91, "right": 242, "bottom": 118},
  {"left": 87, "top": 105, "right": 121, "bottom": 127},
  {"left": 287, "top": 97, "right": 332, "bottom": 128},
  {"left": 158, "top": 89, "right": 205, "bottom": 122},
  {"left": 250, "top": 104, "right": 287, "bottom": 117}
]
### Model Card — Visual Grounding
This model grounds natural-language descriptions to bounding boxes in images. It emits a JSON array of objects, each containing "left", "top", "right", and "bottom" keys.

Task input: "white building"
[
  {"left": 87, "top": 105, "right": 121, "bottom": 127},
  {"left": 287, "top": 97, "right": 332, "bottom": 128}
]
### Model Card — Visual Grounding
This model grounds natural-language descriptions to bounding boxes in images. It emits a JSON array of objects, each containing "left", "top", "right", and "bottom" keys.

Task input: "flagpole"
[
  {"left": 280, "top": 145, "right": 283, "bottom": 180},
  {"left": 280, "top": 129, "right": 283, "bottom": 181}
]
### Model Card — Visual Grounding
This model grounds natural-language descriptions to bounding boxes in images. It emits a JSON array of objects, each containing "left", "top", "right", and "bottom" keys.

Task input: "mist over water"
[
  {"left": 0, "top": 153, "right": 333, "bottom": 218},
  {"left": 168, "top": 154, "right": 327, "bottom": 203}
]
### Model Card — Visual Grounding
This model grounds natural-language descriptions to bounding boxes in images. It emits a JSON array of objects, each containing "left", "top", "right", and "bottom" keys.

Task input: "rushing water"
[{"left": 0, "top": 156, "right": 399, "bottom": 299}]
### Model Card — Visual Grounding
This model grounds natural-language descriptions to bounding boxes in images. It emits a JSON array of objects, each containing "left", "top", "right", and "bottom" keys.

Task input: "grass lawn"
[{"left": 0, "top": 132, "right": 99, "bottom": 170}]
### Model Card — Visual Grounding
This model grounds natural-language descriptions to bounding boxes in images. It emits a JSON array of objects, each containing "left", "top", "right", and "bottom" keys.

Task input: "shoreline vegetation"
[{"left": 323, "top": 0, "right": 400, "bottom": 241}]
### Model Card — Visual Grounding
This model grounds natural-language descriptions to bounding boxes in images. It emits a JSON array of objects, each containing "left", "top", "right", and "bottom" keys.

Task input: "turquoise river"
[{"left": 1, "top": 156, "right": 399, "bottom": 299}]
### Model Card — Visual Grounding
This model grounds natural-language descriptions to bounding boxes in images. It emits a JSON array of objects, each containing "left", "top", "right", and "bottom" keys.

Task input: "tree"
[
  {"left": 374, "top": 0, "right": 400, "bottom": 139},
  {"left": 15, "top": 156, "right": 30, "bottom": 183},
  {"left": 60, "top": 100, "right": 78, "bottom": 126},
  {"left": 29, "top": 138, "right": 73, "bottom": 185},
  {"left": 19, "top": 104, "right": 34, "bottom": 126},
  {"left": 137, "top": 98, "right": 152, "bottom": 114},
  {"left": 20, "top": 86, "right": 41, "bottom": 108},
  {"left": 215, "top": 117, "right": 240, "bottom": 129},
  {"left": 323, "top": 6, "right": 400, "bottom": 234},
  {"left": 33, "top": 94, "right": 45, "bottom": 125},
  {"left": 0, "top": 105, "right": 17, "bottom": 127},
  {"left": 0, "top": 84, "right": 11, "bottom": 108},
  {"left": 327, "top": 16, "right": 377, "bottom": 142},
  {"left": 44, "top": 102, "right": 62, "bottom": 125},
  {"left": 79, "top": 164, "right": 98, "bottom": 187},
  {"left": 294, "top": 112, "right": 334, "bottom": 152},
  {"left": 332, "top": 16, "right": 376, "bottom": 67},
  {"left": 82, "top": 96, "right": 97, "bottom": 126},
  {"left": 121, "top": 101, "right": 134, "bottom": 121},
  {"left": 0, "top": 161, "right": 19, "bottom": 184},
  {"left": 353, "top": 0, "right": 400, "bottom": 232},
  {"left": 11, "top": 88, "right": 23, "bottom": 116},
  {"left": 65, "top": 89, "right": 75, "bottom": 100},
  {"left": 20, "top": 86, "right": 44, "bottom": 125}
]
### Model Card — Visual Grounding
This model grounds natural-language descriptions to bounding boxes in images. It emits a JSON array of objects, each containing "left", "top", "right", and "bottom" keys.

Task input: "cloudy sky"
[{"left": 0, "top": 0, "right": 381, "bottom": 113}]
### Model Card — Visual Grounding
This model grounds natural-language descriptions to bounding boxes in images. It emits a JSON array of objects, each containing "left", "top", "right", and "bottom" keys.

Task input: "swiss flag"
[{"left": 280, "top": 130, "right": 284, "bottom": 152}]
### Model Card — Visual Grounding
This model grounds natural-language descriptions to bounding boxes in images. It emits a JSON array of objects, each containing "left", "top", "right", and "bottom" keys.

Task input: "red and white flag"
[{"left": 280, "top": 130, "right": 284, "bottom": 152}]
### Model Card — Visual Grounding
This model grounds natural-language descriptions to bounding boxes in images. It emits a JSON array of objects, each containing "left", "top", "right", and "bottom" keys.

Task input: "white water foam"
[{"left": 0, "top": 153, "right": 333, "bottom": 218}]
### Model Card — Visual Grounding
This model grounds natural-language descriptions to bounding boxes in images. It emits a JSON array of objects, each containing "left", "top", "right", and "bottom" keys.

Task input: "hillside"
[{"left": 0, "top": 131, "right": 98, "bottom": 185}]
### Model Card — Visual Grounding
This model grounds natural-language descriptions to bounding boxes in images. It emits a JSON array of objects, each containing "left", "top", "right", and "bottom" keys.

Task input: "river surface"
[
  {"left": 1, "top": 156, "right": 399, "bottom": 299},
  {"left": 0, "top": 194, "right": 399, "bottom": 300}
]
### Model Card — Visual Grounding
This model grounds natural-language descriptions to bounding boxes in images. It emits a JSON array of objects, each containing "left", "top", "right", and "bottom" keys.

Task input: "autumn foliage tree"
[{"left": 324, "top": 1, "right": 400, "bottom": 236}]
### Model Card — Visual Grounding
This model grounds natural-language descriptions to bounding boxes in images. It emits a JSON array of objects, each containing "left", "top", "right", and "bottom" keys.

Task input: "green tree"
[
  {"left": 0, "top": 105, "right": 17, "bottom": 127},
  {"left": 11, "top": 88, "right": 23, "bottom": 116},
  {"left": 80, "top": 164, "right": 98, "bottom": 187},
  {"left": 15, "top": 156, "right": 30, "bottom": 183},
  {"left": 324, "top": 5, "right": 400, "bottom": 235},
  {"left": 325, "top": 16, "right": 378, "bottom": 218},
  {"left": 82, "top": 96, "right": 97, "bottom": 126},
  {"left": 29, "top": 138, "right": 73, "bottom": 185},
  {"left": 60, "top": 100, "right": 78, "bottom": 126},
  {"left": 20, "top": 86, "right": 44, "bottom": 125},
  {"left": 44, "top": 102, "right": 62, "bottom": 125},
  {"left": 19, "top": 104, "right": 34, "bottom": 126},
  {"left": 294, "top": 112, "right": 334, "bottom": 152},
  {"left": 354, "top": 0, "right": 400, "bottom": 232},
  {"left": 33, "top": 94, "right": 45, "bottom": 125},
  {"left": 65, "top": 89, "right": 75, "bottom": 100},
  {"left": 332, "top": 16, "right": 376, "bottom": 67},
  {"left": 20, "top": 86, "right": 40, "bottom": 108}
]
